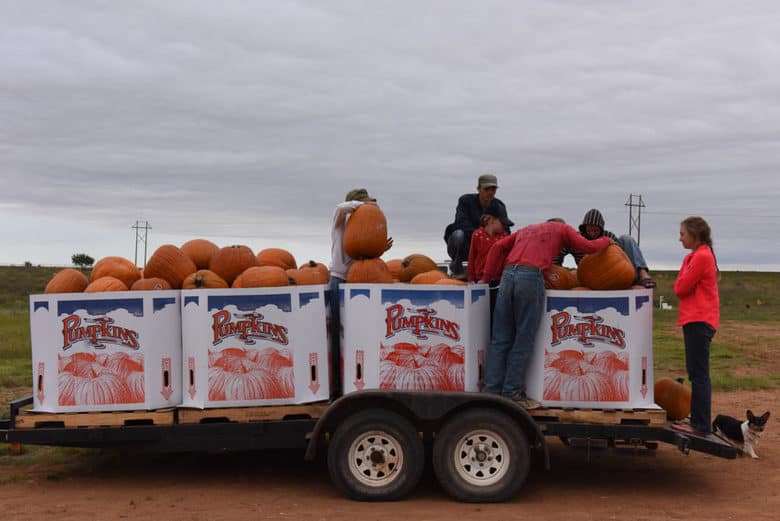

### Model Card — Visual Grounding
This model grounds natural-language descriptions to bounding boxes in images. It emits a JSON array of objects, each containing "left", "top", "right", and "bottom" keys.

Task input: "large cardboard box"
[
  {"left": 526, "top": 289, "right": 657, "bottom": 409},
  {"left": 341, "top": 284, "right": 490, "bottom": 394},
  {"left": 181, "top": 286, "right": 329, "bottom": 408},
  {"left": 30, "top": 291, "right": 182, "bottom": 412}
]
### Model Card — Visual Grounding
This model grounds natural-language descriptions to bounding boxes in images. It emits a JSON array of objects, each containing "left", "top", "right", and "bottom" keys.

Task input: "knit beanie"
[{"left": 579, "top": 208, "right": 605, "bottom": 235}]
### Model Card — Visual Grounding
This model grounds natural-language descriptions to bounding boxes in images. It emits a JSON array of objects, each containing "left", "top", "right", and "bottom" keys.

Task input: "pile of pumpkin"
[
  {"left": 545, "top": 245, "right": 642, "bottom": 291},
  {"left": 44, "top": 240, "right": 331, "bottom": 293}
]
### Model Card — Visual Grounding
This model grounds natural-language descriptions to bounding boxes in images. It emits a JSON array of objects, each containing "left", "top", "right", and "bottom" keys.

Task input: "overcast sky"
[{"left": 2, "top": 1, "right": 779, "bottom": 272}]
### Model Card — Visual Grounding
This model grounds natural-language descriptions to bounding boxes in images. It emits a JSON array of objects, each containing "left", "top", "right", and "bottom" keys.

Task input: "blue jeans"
[
  {"left": 446, "top": 229, "right": 467, "bottom": 274},
  {"left": 683, "top": 322, "right": 715, "bottom": 433},
  {"left": 328, "top": 276, "right": 345, "bottom": 399},
  {"left": 617, "top": 235, "right": 649, "bottom": 272},
  {"left": 483, "top": 267, "right": 545, "bottom": 396}
]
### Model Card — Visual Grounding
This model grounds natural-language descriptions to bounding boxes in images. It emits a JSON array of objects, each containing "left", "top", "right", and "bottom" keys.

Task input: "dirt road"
[{"left": 1, "top": 390, "right": 777, "bottom": 521}]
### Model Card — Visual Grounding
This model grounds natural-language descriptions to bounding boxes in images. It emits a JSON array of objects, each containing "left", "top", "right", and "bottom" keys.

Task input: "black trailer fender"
[{"left": 304, "top": 390, "right": 549, "bottom": 469}]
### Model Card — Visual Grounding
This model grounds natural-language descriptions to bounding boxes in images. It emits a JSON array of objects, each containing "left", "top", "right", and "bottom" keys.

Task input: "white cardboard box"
[
  {"left": 29, "top": 291, "right": 182, "bottom": 412},
  {"left": 341, "top": 284, "right": 490, "bottom": 394},
  {"left": 526, "top": 289, "right": 658, "bottom": 409},
  {"left": 181, "top": 285, "right": 330, "bottom": 408}
]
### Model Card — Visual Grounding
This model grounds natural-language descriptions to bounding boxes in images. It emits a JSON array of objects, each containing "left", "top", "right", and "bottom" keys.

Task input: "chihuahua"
[{"left": 712, "top": 410, "right": 770, "bottom": 459}]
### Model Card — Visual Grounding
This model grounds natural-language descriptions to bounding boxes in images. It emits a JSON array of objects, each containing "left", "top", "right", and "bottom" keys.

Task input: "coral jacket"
[{"left": 674, "top": 245, "right": 720, "bottom": 330}]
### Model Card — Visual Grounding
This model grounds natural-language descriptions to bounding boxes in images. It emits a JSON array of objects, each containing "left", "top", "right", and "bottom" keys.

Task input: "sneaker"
[{"left": 508, "top": 393, "right": 542, "bottom": 410}]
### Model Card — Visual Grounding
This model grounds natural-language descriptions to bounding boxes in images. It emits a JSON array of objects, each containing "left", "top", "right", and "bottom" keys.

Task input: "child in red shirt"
[{"left": 467, "top": 206, "right": 510, "bottom": 283}]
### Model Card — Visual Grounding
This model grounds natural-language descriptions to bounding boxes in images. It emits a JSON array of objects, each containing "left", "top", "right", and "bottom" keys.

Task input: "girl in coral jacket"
[
  {"left": 467, "top": 206, "right": 510, "bottom": 283},
  {"left": 671, "top": 216, "right": 720, "bottom": 436}
]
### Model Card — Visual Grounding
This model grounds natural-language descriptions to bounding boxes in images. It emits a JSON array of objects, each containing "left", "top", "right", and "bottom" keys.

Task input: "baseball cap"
[
  {"left": 483, "top": 204, "right": 514, "bottom": 227},
  {"left": 478, "top": 174, "right": 498, "bottom": 189},
  {"left": 344, "top": 188, "right": 376, "bottom": 202}
]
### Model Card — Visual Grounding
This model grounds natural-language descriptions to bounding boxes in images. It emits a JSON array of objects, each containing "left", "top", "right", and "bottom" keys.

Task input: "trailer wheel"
[
  {"left": 327, "top": 408, "right": 424, "bottom": 501},
  {"left": 433, "top": 409, "right": 530, "bottom": 502}
]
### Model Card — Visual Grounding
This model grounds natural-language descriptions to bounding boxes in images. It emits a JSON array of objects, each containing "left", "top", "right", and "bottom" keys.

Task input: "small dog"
[{"left": 712, "top": 410, "right": 770, "bottom": 459}]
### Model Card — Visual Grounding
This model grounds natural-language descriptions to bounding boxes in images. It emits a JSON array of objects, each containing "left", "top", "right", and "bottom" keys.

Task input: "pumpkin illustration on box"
[
  {"left": 181, "top": 286, "right": 329, "bottom": 408},
  {"left": 341, "top": 284, "right": 490, "bottom": 393},
  {"left": 526, "top": 289, "right": 657, "bottom": 409}
]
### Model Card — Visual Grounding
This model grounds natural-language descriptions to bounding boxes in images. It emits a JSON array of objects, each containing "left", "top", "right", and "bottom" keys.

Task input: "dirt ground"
[{"left": 1, "top": 389, "right": 778, "bottom": 521}]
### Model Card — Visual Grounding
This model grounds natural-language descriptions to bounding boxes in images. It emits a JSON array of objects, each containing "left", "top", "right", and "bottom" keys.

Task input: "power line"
[
  {"left": 625, "top": 194, "right": 645, "bottom": 245},
  {"left": 132, "top": 220, "right": 151, "bottom": 268}
]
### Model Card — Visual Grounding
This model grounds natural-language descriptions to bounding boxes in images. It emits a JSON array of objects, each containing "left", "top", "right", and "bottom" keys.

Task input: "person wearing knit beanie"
[{"left": 554, "top": 208, "right": 655, "bottom": 288}]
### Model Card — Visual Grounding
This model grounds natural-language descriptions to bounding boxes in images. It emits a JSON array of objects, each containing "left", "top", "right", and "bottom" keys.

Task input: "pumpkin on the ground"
[
  {"left": 577, "top": 244, "right": 635, "bottom": 290},
  {"left": 91, "top": 256, "right": 141, "bottom": 289},
  {"left": 85, "top": 276, "right": 129, "bottom": 293},
  {"left": 45, "top": 268, "right": 89, "bottom": 294},
  {"left": 209, "top": 245, "right": 257, "bottom": 286},
  {"left": 181, "top": 239, "right": 219, "bottom": 270},
  {"left": 343, "top": 204, "right": 388, "bottom": 259},
  {"left": 654, "top": 377, "right": 691, "bottom": 420}
]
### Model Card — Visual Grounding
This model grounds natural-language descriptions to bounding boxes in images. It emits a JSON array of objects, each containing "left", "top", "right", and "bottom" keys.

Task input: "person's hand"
[{"left": 385, "top": 237, "right": 393, "bottom": 252}]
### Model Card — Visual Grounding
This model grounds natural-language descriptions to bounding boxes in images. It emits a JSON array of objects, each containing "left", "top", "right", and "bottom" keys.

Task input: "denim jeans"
[
  {"left": 483, "top": 267, "right": 545, "bottom": 396},
  {"left": 446, "top": 229, "right": 467, "bottom": 274},
  {"left": 683, "top": 322, "right": 715, "bottom": 433},
  {"left": 617, "top": 234, "right": 649, "bottom": 272},
  {"left": 328, "top": 276, "right": 345, "bottom": 399}
]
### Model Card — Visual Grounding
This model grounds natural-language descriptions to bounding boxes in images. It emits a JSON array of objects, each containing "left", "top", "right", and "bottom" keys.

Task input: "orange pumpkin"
[
  {"left": 45, "top": 268, "right": 89, "bottom": 294},
  {"left": 577, "top": 244, "right": 635, "bottom": 290},
  {"left": 544, "top": 265, "right": 578, "bottom": 290},
  {"left": 183, "top": 270, "right": 229, "bottom": 289},
  {"left": 143, "top": 244, "right": 197, "bottom": 289},
  {"left": 346, "top": 258, "right": 394, "bottom": 283},
  {"left": 434, "top": 278, "right": 467, "bottom": 285},
  {"left": 286, "top": 268, "right": 325, "bottom": 286},
  {"left": 571, "top": 286, "right": 591, "bottom": 291},
  {"left": 399, "top": 254, "right": 437, "bottom": 282},
  {"left": 181, "top": 239, "right": 219, "bottom": 270},
  {"left": 233, "top": 266, "right": 290, "bottom": 288},
  {"left": 209, "top": 245, "right": 257, "bottom": 286},
  {"left": 343, "top": 204, "right": 388, "bottom": 259},
  {"left": 130, "top": 277, "right": 172, "bottom": 291},
  {"left": 299, "top": 260, "right": 329, "bottom": 280},
  {"left": 654, "top": 377, "right": 691, "bottom": 421},
  {"left": 411, "top": 270, "right": 448, "bottom": 284},
  {"left": 90, "top": 256, "right": 141, "bottom": 289},
  {"left": 257, "top": 248, "right": 297, "bottom": 271},
  {"left": 385, "top": 259, "right": 403, "bottom": 280},
  {"left": 85, "top": 276, "right": 129, "bottom": 293}
]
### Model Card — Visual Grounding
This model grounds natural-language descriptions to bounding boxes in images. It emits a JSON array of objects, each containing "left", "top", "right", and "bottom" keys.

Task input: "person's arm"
[
  {"left": 467, "top": 231, "right": 485, "bottom": 282},
  {"left": 674, "top": 249, "right": 712, "bottom": 297},
  {"left": 564, "top": 226, "right": 611, "bottom": 254},
  {"left": 452, "top": 195, "right": 478, "bottom": 236},
  {"left": 479, "top": 233, "right": 515, "bottom": 282},
  {"left": 333, "top": 201, "right": 363, "bottom": 228}
]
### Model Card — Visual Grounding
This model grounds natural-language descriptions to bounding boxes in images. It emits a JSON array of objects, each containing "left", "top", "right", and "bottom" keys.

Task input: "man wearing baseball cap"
[{"left": 444, "top": 174, "right": 513, "bottom": 279}]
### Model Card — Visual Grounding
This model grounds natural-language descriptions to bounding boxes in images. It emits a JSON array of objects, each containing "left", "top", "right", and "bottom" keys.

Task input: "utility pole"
[
  {"left": 625, "top": 194, "right": 645, "bottom": 245},
  {"left": 132, "top": 220, "right": 152, "bottom": 267}
]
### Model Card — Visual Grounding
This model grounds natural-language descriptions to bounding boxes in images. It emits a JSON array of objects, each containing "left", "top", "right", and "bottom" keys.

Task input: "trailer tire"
[
  {"left": 327, "top": 408, "right": 424, "bottom": 501},
  {"left": 433, "top": 409, "right": 530, "bottom": 502}
]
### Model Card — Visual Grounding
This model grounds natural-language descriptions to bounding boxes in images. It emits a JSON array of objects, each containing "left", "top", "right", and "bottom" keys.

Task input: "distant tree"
[
  {"left": 24, "top": 261, "right": 32, "bottom": 268},
  {"left": 71, "top": 253, "right": 95, "bottom": 269}
]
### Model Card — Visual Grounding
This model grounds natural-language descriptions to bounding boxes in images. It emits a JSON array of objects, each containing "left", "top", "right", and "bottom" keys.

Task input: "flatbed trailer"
[{"left": 1, "top": 390, "right": 739, "bottom": 503}]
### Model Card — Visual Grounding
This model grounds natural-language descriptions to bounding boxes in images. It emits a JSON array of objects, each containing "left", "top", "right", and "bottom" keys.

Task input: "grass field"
[{"left": 0, "top": 266, "right": 778, "bottom": 413}]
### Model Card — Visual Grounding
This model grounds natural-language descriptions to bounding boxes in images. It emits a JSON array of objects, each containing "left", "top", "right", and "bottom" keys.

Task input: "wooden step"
[
  {"left": 177, "top": 402, "right": 330, "bottom": 424},
  {"left": 15, "top": 409, "right": 175, "bottom": 429},
  {"left": 531, "top": 407, "right": 667, "bottom": 426}
]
